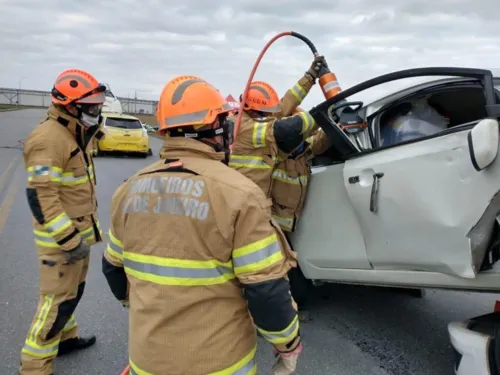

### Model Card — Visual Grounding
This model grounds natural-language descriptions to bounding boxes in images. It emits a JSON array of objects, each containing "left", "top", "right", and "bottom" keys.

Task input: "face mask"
[{"left": 80, "top": 112, "right": 100, "bottom": 128}]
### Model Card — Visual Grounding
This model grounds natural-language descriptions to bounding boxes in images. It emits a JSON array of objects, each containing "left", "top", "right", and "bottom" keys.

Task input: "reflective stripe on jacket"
[
  {"left": 103, "top": 137, "right": 298, "bottom": 374},
  {"left": 23, "top": 105, "right": 104, "bottom": 251}
]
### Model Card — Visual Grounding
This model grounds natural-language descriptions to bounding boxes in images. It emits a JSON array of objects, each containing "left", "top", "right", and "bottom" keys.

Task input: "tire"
[
  {"left": 288, "top": 266, "right": 314, "bottom": 309},
  {"left": 148, "top": 148, "right": 153, "bottom": 156},
  {"left": 139, "top": 152, "right": 148, "bottom": 158}
]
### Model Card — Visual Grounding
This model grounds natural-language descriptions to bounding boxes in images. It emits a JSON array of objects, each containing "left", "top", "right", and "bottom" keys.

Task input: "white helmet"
[{"left": 448, "top": 313, "right": 500, "bottom": 375}]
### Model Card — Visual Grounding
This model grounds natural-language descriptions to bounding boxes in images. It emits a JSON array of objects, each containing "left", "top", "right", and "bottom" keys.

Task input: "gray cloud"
[{"left": 1, "top": 0, "right": 499, "bottom": 107}]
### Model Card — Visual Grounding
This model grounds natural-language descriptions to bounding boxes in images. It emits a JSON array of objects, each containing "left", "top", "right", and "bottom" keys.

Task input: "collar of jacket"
[
  {"left": 159, "top": 137, "right": 225, "bottom": 162},
  {"left": 47, "top": 104, "right": 84, "bottom": 138}
]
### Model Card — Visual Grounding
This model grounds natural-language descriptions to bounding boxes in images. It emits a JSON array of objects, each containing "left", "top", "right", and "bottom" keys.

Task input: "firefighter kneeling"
[{"left": 102, "top": 75, "right": 303, "bottom": 375}]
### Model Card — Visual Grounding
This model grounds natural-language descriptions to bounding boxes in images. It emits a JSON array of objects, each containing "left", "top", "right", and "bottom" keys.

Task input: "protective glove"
[
  {"left": 63, "top": 240, "right": 90, "bottom": 264},
  {"left": 272, "top": 338, "right": 303, "bottom": 375},
  {"left": 120, "top": 300, "right": 130, "bottom": 308},
  {"left": 306, "top": 55, "right": 327, "bottom": 80}
]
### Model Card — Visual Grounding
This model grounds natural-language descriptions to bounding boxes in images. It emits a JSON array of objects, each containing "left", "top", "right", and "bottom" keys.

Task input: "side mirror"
[{"left": 468, "top": 118, "right": 499, "bottom": 171}]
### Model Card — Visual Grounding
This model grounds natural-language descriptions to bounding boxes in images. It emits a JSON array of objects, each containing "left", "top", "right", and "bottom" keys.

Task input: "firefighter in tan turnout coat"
[
  {"left": 20, "top": 69, "right": 106, "bottom": 375},
  {"left": 102, "top": 75, "right": 304, "bottom": 375}
]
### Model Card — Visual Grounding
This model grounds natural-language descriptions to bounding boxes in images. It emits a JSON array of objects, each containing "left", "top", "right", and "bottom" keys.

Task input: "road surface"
[{"left": 0, "top": 109, "right": 496, "bottom": 375}]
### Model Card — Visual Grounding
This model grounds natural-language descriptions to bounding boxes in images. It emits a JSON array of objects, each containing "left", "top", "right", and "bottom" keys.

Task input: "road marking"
[
  {"left": 0, "top": 153, "right": 20, "bottom": 194},
  {"left": 0, "top": 182, "right": 19, "bottom": 234}
]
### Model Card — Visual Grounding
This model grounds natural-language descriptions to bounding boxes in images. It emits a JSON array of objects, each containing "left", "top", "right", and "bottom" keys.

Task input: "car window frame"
[{"left": 309, "top": 67, "right": 500, "bottom": 162}]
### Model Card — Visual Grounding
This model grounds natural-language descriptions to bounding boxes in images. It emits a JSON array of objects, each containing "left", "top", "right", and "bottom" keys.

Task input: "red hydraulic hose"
[
  {"left": 120, "top": 364, "right": 130, "bottom": 375},
  {"left": 230, "top": 31, "right": 319, "bottom": 150}
]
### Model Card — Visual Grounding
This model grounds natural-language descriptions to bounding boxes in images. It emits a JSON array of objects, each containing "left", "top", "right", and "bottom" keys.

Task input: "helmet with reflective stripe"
[
  {"left": 242, "top": 81, "right": 280, "bottom": 113},
  {"left": 448, "top": 313, "right": 500, "bottom": 375},
  {"left": 51, "top": 69, "right": 106, "bottom": 106},
  {"left": 157, "top": 75, "right": 233, "bottom": 132}
]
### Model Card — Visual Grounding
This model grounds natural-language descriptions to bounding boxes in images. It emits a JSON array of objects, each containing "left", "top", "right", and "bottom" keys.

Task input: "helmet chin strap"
[{"left": 168, "top": 121, "right": 233, "bottom": 164}]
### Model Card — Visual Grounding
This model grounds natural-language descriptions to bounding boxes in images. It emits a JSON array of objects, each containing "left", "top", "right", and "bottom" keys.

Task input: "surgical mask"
[{"left": 80, "top": 112, "right": 100, "bottom": 128}]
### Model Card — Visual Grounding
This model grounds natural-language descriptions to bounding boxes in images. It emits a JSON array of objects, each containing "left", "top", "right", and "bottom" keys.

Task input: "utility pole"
[{"left": 17, "top": 76, "right": 26, "bottom": 106}]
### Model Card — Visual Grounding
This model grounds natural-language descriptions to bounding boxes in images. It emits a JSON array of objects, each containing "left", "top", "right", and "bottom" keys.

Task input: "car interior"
[{"left": 311, "top": 81, "right": 500, "bottom": 167}]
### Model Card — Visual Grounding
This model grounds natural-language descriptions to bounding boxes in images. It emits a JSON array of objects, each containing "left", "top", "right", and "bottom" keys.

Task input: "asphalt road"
[{"left": 0, "top": 109, "right": 497, "bottom": 375}]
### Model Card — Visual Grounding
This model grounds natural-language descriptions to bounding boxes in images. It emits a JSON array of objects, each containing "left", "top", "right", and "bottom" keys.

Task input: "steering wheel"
[{"left": 328, "top": 100, "right": 364, "bottom": 122}]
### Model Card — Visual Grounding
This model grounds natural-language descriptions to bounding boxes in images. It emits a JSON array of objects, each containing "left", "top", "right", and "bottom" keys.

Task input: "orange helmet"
[
  {"left": 51, "top": 69, "right": 106, "bottom": 106},
  {"left": 242, "top": 81, "right": 280, "bottom": 113},
  {"left": 157, "top": 75, "right": 233, "bottom": 132}
]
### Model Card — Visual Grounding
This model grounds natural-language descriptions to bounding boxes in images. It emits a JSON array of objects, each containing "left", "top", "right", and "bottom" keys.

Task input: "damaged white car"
[{"left": 289, "top": 67, "right": 500, "bottom": 300}]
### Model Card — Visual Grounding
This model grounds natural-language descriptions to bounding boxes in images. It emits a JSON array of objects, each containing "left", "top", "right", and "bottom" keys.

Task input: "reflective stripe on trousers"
[
  {"left": 128, "top": 345, "right": 257, "bottom": 375},
  {"left": 272, "top": 214, "right": 294, "bottom": 232}
]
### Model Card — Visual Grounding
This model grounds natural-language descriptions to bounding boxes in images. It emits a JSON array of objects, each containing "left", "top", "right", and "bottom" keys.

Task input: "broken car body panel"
[{"left": 289, "top": 67, "right": 500, "bottom": 291}]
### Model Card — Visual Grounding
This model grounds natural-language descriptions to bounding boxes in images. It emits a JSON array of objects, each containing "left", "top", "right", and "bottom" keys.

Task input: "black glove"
[
  {"left": 64, "top": 240, "right": 90, "bottom": 264},
  {"left": 306, "top": 55, "right": 327, "bottom": 79}
]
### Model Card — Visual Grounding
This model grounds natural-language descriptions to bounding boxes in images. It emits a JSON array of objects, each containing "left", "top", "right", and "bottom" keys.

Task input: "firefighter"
[
  {"left": 271, "top": 106, "right": 331, "bottom": 232},
  {"left": 102, "top": 75, "right": 303, "bottom": 375},
  {"left": 20, "top": 69, "right": 106, "bottom": 375},
  {"left": 228, "top": 55, "right": 327, "bottom": 198}
]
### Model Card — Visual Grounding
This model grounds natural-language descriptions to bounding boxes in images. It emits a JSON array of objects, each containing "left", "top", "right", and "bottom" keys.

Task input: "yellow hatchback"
[{"left": 96, "top": 112, "right": 151, "bottom": 157}]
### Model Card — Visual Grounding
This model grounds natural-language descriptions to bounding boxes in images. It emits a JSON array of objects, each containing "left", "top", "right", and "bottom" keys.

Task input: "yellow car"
[{"left": 94, "top": 112, "right": 151, "bottom": 157}]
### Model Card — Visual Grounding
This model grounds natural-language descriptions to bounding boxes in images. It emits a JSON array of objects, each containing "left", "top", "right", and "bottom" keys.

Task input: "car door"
[{"left": 310, "top": 67, "right": 500, "bottom": 279}]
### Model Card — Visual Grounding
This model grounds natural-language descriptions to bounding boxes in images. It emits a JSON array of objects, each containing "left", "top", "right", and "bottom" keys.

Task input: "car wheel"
[
  {"left": 288, "top": 266, "right": 314, "bottom": 309},
  {"left": 139, "top": 152, "right": 148, "bottom": 158},
  {"left": 148, "top": 148, "right": 153, "bottom": 156}
]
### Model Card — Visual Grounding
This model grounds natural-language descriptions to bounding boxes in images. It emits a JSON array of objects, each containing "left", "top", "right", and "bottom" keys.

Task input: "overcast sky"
[{"left": 1, "top": 0, "right": 499, "bottom": 108}]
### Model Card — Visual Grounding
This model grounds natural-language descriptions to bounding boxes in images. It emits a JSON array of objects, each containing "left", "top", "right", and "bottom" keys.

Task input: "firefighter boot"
[{"left": 57, "top": 336, "right": 96, "bottom": 357}]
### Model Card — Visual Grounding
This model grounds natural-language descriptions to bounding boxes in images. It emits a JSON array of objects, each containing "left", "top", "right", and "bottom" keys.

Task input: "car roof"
[{"left": 102, "top": 111, "right": 138, "bottom": 120}]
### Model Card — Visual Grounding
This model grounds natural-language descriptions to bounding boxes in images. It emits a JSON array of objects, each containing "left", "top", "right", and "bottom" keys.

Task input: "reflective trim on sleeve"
[
  {"left": 128, "top": 345, "right": 257, "bottom": 375},
  {"left": 33, "top": 230, "right": 59, "bottom": 248},
  {"left": 232, "top": 233, "right": 283, "bottom": 274},
  {"left": 256, "top": 314, "right": 299, "bottom": 345},
  {"left": 228, "top": 155, "right": 272, "bottom": 169},
  {"left": 88, "top": 165, "right": 95, "bottom": 181},
  {"left": 106, "top": 229, "right": 124, "bottom": 261},
  {"left": 272, "top": 214, "right": 294, "bottom": 232},
  {"left": 252, "top": 122, "right": 268, "bottom": 148},
  {"left": 272, "top": 169, "right": 308, "bottom": 185},
  {"left": 27, "top": 165, "right": 62, "bottom": 183},
  {"left": 289, "top": 83, "right": 307, "bottom": 103},
  {"left": 43, "top": 213, "right": 72, "bottom": 236},
  {"left": 123, "top": 252, "right": 235, "bottom": 286},
  {"left": 61, "top": 171, "right": 89, "bottom": 186},
  {"left": 298, "top": 112, "right": 315, "bottom": 136}
]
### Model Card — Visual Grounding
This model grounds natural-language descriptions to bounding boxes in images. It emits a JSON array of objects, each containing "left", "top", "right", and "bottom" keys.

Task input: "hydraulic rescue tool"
[{"left": 231, "top": 31, "right": 343, "bottom": 149}]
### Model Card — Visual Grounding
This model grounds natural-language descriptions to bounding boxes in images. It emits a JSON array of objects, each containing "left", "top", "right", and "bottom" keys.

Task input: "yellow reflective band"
[
  {"left": 208, "top": 345, "right": 257, "bottom": 375},
  {"left": 29, "top": 294, "right": 54, "bottom": 343},
  {"left": 306, "top": 135, "right": 314, "bottom": 147},
  {"left": 43, "top": 213, "right": 72, "bottom": 236},
  {"left": 129, "top": 359, "right": 152, "bottom": 375},
  {"left": 106, "top": 229, "right": 124, "bottom": 261},
  {"left": 33, "top": 230, "right": 59, "bottom": 248},
  {"left": 27, "top": 165, "right": 62, "bottom": 183},
  {"left": 252, "top": 122, "right": 267, "bottom": 148},
  {"left": 61, "top": 171, "right": 89, "bottom": 185},
  {"left": 228, "top": 155, "right": 272, "bottom": 169},
  {"left": 290, "top": 83, "right": 307, "bottom": 103},
  {"left": 63, "top": 315, "right": 77, "bottom": 332},
  {"left": 272, "top": 169, "right": 308, "bottom": 185},
  {"left": 233, "top": 233, "right": 283, "bottom": 274},
  {"left": 272, "top": 214, "right": 294, "bottom": 232},
  {"left": 298, "top": 112, "right": 315, "bottom": 136},
  {"left": 22, "top": 339, "right": 60, "bottom": 359},
  {"left": 257, "top": 314, "right": 299, "bottom": 345},
  {"left": 89, "top": 165, "right": 95, "bottom": 181},
  {"left": 123, "top": 251, "right": 235, "bottom": 286}
]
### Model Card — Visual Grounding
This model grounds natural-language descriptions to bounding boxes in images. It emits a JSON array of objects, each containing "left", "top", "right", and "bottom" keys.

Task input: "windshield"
[{"left": 105, "top": 118, "right": 142, "bottom": 129}]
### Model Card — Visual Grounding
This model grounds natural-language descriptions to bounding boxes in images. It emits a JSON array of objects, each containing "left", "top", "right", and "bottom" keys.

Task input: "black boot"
[{"left": 57, "top": 336, "right": 96, "bottom": 357}]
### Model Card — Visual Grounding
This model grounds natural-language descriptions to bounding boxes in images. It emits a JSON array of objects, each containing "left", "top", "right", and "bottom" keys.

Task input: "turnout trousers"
[{"left": 19, "top": 245, "right": 90, "bottom": 375}]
